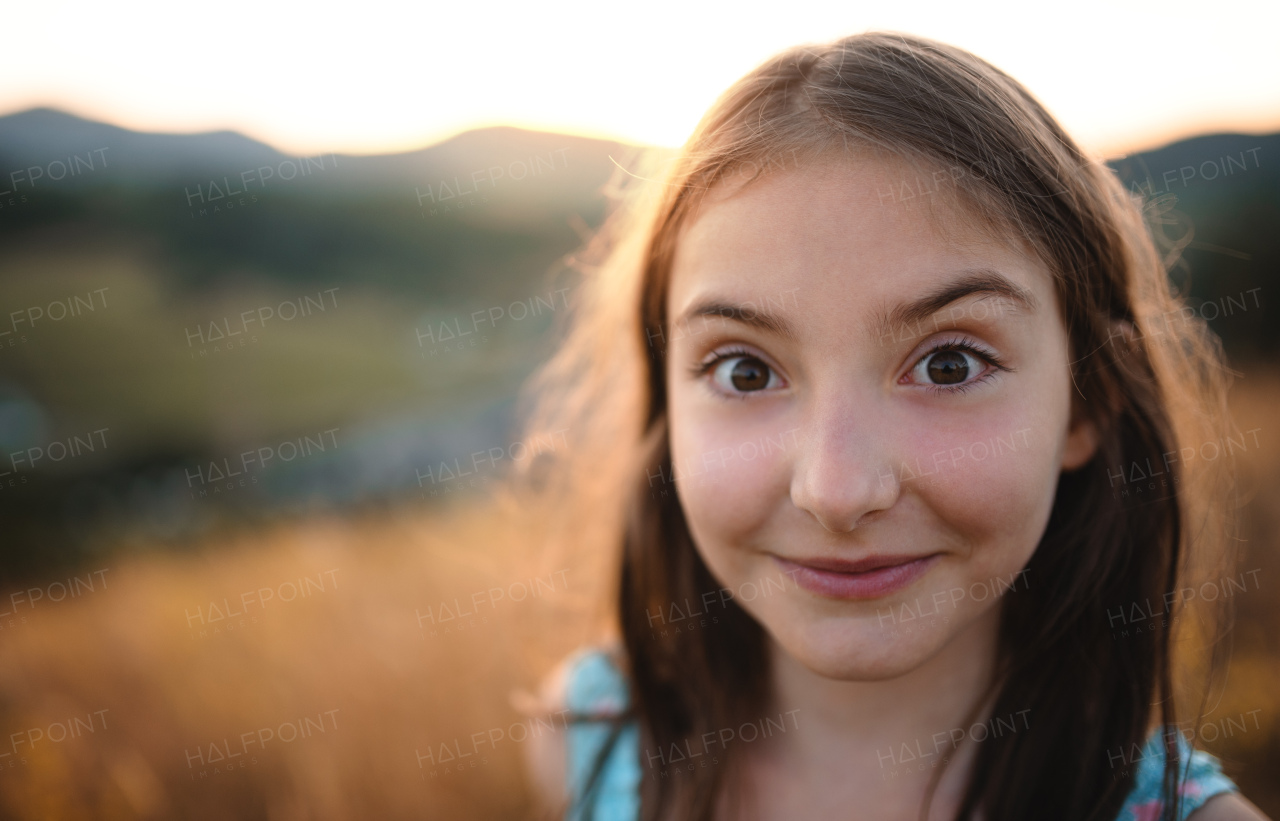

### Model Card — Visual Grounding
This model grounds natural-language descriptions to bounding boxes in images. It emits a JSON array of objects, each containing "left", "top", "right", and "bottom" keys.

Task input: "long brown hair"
[{"left": 515, "top": 31, "right": 1241, "bottom": 821}]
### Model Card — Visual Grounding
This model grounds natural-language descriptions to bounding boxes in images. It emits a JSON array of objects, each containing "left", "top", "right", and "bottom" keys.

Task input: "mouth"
[{"left": 772, "top": 553, "right": 942, "bottom": 600}]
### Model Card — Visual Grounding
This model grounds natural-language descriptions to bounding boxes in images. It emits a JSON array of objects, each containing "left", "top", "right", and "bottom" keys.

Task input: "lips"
[{"left": 773, "top": 553, "right": 941, "bottom": 600}]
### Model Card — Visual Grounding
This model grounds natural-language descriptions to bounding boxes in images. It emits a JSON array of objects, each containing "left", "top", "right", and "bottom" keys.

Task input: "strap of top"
[
  {"left": 1115, "top": 729, "right": 1237, "bottom": 820},
  {"left": 561, "top": 647, "right": 1239, "bottom": 821},
  {"left": 563, "top": 647, "right": 641, "bottom": 821}
]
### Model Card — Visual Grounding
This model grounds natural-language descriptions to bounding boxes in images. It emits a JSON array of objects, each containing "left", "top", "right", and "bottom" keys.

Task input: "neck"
[{"left": 751, "top": 604, "right": 1006, "bottom": 816}]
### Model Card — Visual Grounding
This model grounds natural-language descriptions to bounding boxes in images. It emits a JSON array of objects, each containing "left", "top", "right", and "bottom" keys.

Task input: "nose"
[{"left": 789, "top": 396, "right": 900, "bottom": 533}]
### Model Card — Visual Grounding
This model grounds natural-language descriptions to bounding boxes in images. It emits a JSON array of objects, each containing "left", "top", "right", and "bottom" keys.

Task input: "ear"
[
  {"left": 1061, "top": 401, "right": 1101, "bottom": 472},
  {"left": 1059, "top": 318, "right": 1129, "bottom": 472}
]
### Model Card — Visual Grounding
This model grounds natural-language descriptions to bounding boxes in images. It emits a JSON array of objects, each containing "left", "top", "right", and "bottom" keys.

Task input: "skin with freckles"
[{"left": 663, "top": 151, "right": 1102, "bottom": 818}]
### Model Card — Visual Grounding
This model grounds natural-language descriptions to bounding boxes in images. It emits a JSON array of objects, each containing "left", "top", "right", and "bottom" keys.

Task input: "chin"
[{"left": 771, "top": 611, "right": 955, "bottom": 681}]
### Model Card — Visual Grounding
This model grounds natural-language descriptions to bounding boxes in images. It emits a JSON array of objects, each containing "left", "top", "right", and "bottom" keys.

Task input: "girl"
[{"left": 514, "top": 32, "right": 1269, "bottom": 821}]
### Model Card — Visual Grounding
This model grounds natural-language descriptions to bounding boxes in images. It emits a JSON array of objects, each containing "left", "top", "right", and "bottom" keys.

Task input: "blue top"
[{"left": 561, "top": 647, "right": 1238, "bottom": 821}]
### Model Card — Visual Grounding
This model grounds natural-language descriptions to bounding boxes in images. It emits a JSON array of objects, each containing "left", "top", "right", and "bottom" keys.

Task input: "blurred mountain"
[
  {"left": 0, "top": 107, "right": 641, "bottom": 301},
  {"left": 1109, "top": 132, "right": 1280, "bottom": 358},
  {"left": 0, "top": 106, "right": 634, "bottom": 191},
  {"left": 0, "top": 108, "right": 284, "bottom": 179}
]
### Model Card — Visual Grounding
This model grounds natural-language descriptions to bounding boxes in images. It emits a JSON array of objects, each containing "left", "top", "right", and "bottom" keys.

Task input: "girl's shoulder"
[
  {"left": 1116, "top": 729, "right": 1241, "bottom": 820},
  {"left": 561, "top": 644, "right": 641, "bottom": 821},
  {"left": 562, "top": 643, "right": 632, "bottom": 716}
]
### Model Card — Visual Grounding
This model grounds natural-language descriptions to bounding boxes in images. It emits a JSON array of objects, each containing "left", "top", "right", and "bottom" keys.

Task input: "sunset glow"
[{"left": 5, "top": 0, "right": 1279, "bottom": 155}]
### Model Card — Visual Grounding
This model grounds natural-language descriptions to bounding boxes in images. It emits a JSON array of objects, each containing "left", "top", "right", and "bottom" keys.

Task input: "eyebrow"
[
  {"left": 677, "top": 298, "right": 800, "bottom": 341},
  {"left": 873, "top": 269, "right": 1039, "bottom": 340}
]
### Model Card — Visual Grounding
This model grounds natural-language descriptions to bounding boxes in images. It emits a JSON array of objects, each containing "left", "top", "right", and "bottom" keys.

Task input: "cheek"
[
  {"left": 668, "top": 403, "right": 791, "bottom": 565},
  {"left": 924, "top": 442, "right": 1058, "bottom": 572},
  {"left": 900, "top": 391, "right": 1068, "bottom": 571}
]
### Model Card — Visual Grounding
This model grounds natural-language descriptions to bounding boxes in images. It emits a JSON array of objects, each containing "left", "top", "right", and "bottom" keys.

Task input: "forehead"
[{"left": 668, "top": 152, "right": 1054, "bottom": 325}]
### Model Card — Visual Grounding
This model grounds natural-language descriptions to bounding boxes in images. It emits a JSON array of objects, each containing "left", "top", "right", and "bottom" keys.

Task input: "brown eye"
[
  {"left": 711, "top": 355, "right": 778, "bottom": 393},
  {"left": 925, "top": 350, "right": 970, "bottom": 385},
  {"left": 730, "top": 358, "right": 770, "bottom": 391}
]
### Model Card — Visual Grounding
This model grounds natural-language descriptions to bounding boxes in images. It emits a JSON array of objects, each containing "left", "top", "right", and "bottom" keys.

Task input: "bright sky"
[{"left": 5, "top": 0, "right": 1278, "bottom": 157}]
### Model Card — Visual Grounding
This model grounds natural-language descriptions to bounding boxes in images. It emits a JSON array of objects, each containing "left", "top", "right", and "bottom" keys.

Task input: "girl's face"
[{"left": 664, "top": 152, "right": 1098, "bottom": 680}]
